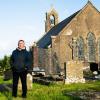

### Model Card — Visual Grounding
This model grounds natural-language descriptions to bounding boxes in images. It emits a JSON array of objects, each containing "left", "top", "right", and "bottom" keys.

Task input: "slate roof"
[{"left": 37, "top": 10, "right": 80, "bottom": 48}]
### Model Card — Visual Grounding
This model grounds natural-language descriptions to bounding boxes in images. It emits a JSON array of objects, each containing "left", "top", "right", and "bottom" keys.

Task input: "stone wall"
[
  {"left": 32, "top": 46, "right": 39, "bottom": 67},
  {"left": 32, "top": 46, "right": 61, "bottom": 74},
  {"left": 38, "top": 48, "right": 51, "bottom": 74},
  {"left": 51, "top": 3, "right": 100, "bottom": 70},
  {"left": 32, "top": 2, "right": 100, "bottom": 75}
]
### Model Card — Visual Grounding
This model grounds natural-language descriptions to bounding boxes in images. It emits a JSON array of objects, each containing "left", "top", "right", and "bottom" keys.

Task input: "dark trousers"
[{"left": 12, "top": 70, "right": 27, "bottom": 97}]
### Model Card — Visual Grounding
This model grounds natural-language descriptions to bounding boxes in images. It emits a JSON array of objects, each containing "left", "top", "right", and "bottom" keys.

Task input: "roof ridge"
[
  {"left": 36, "top": 1, "right": 100, "bottom": 48},
  {"left": 58, "top": 1, "right": 100, "bottom": 36},
  {"left": 82, "top": 0, "right": 100, "bottom": 13}
]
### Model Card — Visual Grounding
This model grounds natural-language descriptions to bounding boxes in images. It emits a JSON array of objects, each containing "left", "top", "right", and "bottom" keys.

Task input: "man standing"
[{"left": 10, "top": 40, "right": 31, "bottom": 98}]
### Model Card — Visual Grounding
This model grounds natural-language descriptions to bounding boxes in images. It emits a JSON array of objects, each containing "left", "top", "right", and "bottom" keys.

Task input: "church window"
[
  {"left": 87, "top": 32, "right": 96, "bottom": 62},
  {"left": 50, "top": 15, "right": 55, "bottom": 26}
]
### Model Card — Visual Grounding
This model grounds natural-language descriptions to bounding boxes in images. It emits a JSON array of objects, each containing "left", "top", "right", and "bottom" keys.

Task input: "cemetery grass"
[{"left": 0, "top": 77, "right": 100, "bottom": 100}]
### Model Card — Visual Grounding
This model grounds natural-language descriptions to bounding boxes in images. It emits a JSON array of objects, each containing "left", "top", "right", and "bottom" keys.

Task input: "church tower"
[{"left": 45, "top": 7, "right": 59, "bottom": 33}]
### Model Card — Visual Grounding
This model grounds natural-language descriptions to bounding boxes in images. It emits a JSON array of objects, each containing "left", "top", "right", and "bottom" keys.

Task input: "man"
[{"left": 10, "top": 40, "right": 31, "bottom": 98}]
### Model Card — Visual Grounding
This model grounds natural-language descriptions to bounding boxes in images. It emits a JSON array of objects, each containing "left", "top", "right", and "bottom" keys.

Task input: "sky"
[{"left": 0, "top": 0, "right": 100, "bottom": 59}]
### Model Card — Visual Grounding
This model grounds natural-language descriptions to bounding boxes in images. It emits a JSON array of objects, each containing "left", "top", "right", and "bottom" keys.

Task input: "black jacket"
[{"left": 10, "top": 48, "right": 32, "bottom": 72}]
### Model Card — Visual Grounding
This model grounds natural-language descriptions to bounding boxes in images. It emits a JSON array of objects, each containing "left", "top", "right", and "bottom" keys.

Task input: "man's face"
[{"left": 18, "top": 41, "right": 25, "bottom": 49}]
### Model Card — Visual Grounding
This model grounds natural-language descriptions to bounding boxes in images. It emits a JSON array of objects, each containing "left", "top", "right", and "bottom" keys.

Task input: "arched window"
[
  {"left": 50, "top": 15, "right": 55, "bottom": 26},
  {"left": 87, "top": 32, "right": 96, "bottom": 62},
  {"left": 77, "top": 36, "right": 84, "bottom": 60}
]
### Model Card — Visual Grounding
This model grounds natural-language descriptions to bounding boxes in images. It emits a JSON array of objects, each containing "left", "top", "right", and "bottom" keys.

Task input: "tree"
[{"left": 0, "top": 55, "right": 11, "bottom": 72}]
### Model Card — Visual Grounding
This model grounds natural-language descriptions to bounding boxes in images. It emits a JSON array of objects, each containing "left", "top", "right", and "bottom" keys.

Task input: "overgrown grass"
[
  {"left": 28, "top": 81, "right": 100, "bottom": 100},
  {"left": 0, "top": 76, "right": 100, "bottom": 100}
]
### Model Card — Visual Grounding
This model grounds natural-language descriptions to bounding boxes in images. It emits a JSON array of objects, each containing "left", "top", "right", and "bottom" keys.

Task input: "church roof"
[
  {"left": 36, "top": 1, "right": 98, "bottom": 48},
  {"left": 37, "top": 10, "right": 80, "bottom": 48}
]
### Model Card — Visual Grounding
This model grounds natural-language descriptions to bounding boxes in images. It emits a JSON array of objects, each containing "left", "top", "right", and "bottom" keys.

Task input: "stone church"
[{"left": 31, "top": 1, "right": 100, "bottom": 74}]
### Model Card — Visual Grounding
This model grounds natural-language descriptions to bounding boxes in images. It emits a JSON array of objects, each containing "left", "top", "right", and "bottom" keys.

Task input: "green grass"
[
  {"left": 0, "top": 76, "right": 12, "bottom": 84},
  {"left": 0, "top": 76, "right": 100, "bottom": 100}
]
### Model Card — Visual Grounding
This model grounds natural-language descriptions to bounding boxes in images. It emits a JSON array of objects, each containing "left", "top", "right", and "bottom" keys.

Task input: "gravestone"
[
  {"left": 18, "top": 73, "right": 33, "bottom": 91},
  {"left": 3, "top": 70, "right": 12, "bottom": 80},
  {"left": 65, "top": 60, "right": 85, "bottom": 84}
]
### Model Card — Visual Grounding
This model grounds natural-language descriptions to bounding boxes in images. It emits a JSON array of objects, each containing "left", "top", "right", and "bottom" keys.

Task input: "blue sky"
[{"left": 0, "top": 0, "right": 100, "bottom": 58}]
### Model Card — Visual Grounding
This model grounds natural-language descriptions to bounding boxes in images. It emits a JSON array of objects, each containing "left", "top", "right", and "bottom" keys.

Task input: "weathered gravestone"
[
  {"left": 18, "top": 73, "right": 33, "bottom": 91},
  {"left": 65, "top": 60, "right": 85, "bottom": 84}
]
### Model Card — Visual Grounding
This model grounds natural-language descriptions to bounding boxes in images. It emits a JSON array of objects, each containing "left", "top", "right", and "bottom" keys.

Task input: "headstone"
[
  {"left": 65, "top": 60, "right": 85, "bottom": 84},
  {"left": 18, "top": 73, "right": 33, "bottom": 91},
  {"left": 3, "top": 70, "right": 12, "bottom": 80}
]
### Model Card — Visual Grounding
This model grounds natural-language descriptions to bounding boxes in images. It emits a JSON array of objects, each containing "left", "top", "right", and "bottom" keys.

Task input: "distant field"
[{"left": 0, "top": 76, "right": 100, "bottom": 100}]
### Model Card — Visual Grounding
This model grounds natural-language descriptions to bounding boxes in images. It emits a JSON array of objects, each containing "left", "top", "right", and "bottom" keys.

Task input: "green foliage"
[{"left": 0, "top": 55, "right": 11, "bottom": 72}]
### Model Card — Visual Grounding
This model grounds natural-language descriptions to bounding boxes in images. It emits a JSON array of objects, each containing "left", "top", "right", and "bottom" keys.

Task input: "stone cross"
[{"left": 69, "top": 37, "right": 78, "bottom": 60}]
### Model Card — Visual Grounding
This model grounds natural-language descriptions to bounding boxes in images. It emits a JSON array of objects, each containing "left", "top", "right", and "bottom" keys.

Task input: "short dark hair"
[{"left": 18, "top": 40, "right": 25, "bottom": 45}]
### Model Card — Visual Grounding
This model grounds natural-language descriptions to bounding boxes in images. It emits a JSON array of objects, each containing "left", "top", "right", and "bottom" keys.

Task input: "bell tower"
[{"left": 45, "top": 7, "right": 59, "bottom": 33}]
